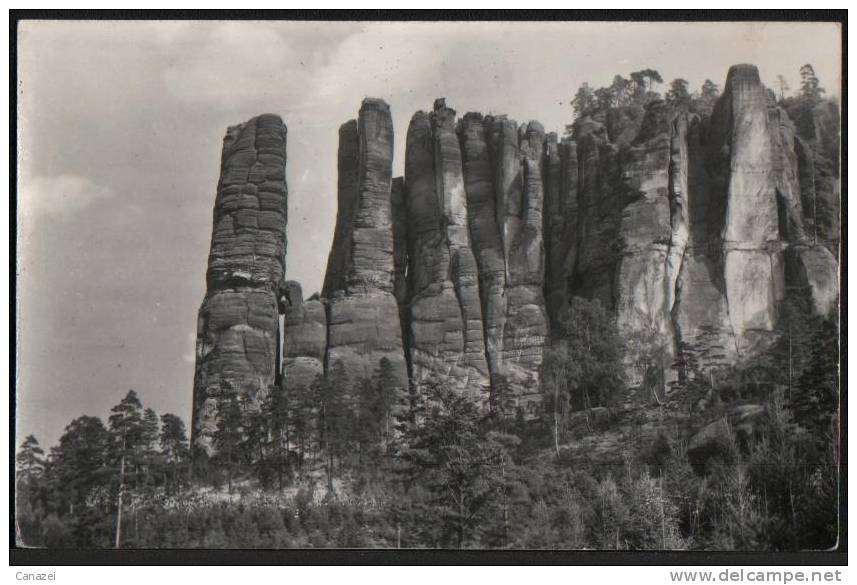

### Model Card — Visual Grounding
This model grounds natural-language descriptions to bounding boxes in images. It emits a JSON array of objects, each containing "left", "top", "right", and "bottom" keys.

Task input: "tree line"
[
  {"left": 567, "top": 63, "right": 834, "bottom": 136},
  {"left": 17, "top": 289, "right": 838, "bottom": 550}
]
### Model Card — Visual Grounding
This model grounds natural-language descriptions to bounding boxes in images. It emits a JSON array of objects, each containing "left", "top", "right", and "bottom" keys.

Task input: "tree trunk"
[
  {"left": 553, "top": 412, "right": 560, "bottom": 458},
  {"left": 502, "top": 459, "right": 510, "bottom": 548},
  {"left": 327, "top": 450, "right": 334, "bottom": 495},
  {"left": 660, "top": 475, "right": 667, "bottom": 549},
  {"left": 458, "top": 488, "right": 465, "bottom": 549},
  {"left": 115, "top": 447, "right": 126, "bottom": 549},
  {"left": 227, "top": 443, "right": 233, "bottom": 495}
]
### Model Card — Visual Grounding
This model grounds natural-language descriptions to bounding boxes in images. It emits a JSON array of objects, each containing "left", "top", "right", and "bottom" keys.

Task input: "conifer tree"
[
  {"left": 212, "top": 393, "right": 243, "bottom": 494},
  {"left": 665, "top": 78, "right": 691, "bottom": 111},
  {"left": 108, "top": 390, "right": 144, "bottom": 547},
  {"left": 158, "top": 413, "right": 189, "bottom": 494}
]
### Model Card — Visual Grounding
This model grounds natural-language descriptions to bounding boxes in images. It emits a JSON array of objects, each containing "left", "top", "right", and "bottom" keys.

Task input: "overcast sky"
[{"left": 16, "top": 20, "right": 841, "bottom": 449}]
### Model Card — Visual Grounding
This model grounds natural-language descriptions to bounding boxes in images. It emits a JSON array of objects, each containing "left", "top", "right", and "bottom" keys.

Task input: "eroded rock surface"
[
  {"left": 404, "top": 102, "right": 490, "bottom": 404},
  {"left": 194, "top": 64, "right": 838, "bottom": 443},
  {"left": 281, "top": 281, "right": 327, "bottom": 393},
  {"left": 192, "top": 114, "right": 288, "bottom": 455},
  {"left": 323, "top": 99, "right": 409, "bottom": 386}
]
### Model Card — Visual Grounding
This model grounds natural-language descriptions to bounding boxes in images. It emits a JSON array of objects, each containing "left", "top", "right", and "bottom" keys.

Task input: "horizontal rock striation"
[
  {"left": 193, "top": 65, "right": 838, "bottom": 445},
  {"left": 323, "top": 99, "right": 409, "bottom": 388},
  {"left": 192, "top": 114, "right": 288, "bottom": 456},
  {"left": 403, "top": 101, "right": 490, "bottom": 405},
  {"left": 281, "top": 281, "right": 327, "bottom": 393}
]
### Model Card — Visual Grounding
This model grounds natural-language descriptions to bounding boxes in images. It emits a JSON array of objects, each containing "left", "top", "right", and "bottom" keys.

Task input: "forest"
[{"left": 15, "top": 65, "right": 840, "bottom": 551}]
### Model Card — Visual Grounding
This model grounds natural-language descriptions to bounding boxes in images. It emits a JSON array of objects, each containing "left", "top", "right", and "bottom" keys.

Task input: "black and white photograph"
[{"left": 12, "top": 14, "right": 844, "bottom": 557}]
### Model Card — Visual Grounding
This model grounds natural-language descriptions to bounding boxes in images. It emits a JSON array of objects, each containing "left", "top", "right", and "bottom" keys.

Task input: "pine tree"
[
  {"left": 108, "top": 390, "right": 144, "bottom": 547},
  {"left": 319, "top": 361, "right": 352, "bottom": 493},
  {"left": 16, "top": 434, "right": 45, "bottom": 484},
  {"left": 799, "top": 64, "right": 824, "bottom": 103},
  {"left": 212, "top": 393, "right": 243, "bottom": 494},
  {"left": 16, "top": 434, "right": 46, "bottom": 539},
  {"left": 140, "top": 407, "right": 160, "bottom": 487},
  {"left": 267, "top": 384, "right": 291, "bottom": 491},
  {"left": 45, "top": 416, "right": 112, "bottom": 515},
  {"left": 571, "top": 82, "right": 597, "bottom": 117},
  {"left": 629, "top": 69, "right": 663, "bottom": 103},
  {"left": 547, "top": 297, "right": 625, "bottom": 418},
  {"left": 692, "top": 79, "right": 720, "bottom": 116},
  {"left": 396, "top": 380, "right": 509, "bottom": 548},
  {"left": 288, "top": 379, "right": 316, "bottom": 474},
  {"left": 776, "top": 74, "right": 790, "bottom": 102},
  {"left": 665, "top": 78, "right": 691, "bottom": 111},
  {"left": 158, "top": 413, "right": 189, "bottom": 494},
  {"left": 240, "top": 401, "right": 270, "bottom": 487}
]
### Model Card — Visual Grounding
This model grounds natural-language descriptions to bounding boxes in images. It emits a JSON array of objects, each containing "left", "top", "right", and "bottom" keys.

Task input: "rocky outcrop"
[
  {"left": 613, "top": 100, "right": 675, "bottom": 380},
  {"left": 192, "top": 65, "right": 839, "bottom": 444},
  {"left": 459, "top": 113, "right": 508, "bottom": 387},
  {"left": 281, "top": 281, "right": 326, "bottom": 393},
  {"left": 403, "top": 101, "right": 490, "bottom": 404},
  {"left": 497, "top": 121, "right": 549, "bottom": 413},
  {"left": 192, "top": 114, "right": 288, "bottom": 455},
  {"left": 714, "top": 65, "right": 783, "bottom": 354},
  {"left": 671, "top": 112, "right": 739, "bottom": 361},
  {"left": 544, "top": 135, "right": 578, "bottom": 326},
  {"left": 396, "top": 102, "right": 554, "bottom": 412},
  {"left": 561, "top": 64, "right": 838, "bottom": 382},
  {"left": 323, "top": 99, "right": 409, "bottom": 387}
]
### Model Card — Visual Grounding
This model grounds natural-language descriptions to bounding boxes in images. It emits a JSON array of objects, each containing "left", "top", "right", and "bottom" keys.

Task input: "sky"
[{"left": 16, "top": 20, "right": 841, "bottom": 449}]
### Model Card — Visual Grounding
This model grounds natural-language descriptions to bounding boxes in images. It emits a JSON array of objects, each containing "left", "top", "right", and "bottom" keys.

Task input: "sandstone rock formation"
[
  {"left": 403, "top": 101, "right": 490, "bottom": 404},
  {"left": 322, "top": 99, "right": 409, "bottom": 388},
  {"left": 192, "top": 114, "right": 288, "bottom": 455},
  {"left": 192, "top": 65, "right": 839, "bottom": 445},
  {"left": 563, "top": 64, "right": 839, "bottom": 383},
  {"left": 281, "top": 281, "right": 326, "bottom": 393}
]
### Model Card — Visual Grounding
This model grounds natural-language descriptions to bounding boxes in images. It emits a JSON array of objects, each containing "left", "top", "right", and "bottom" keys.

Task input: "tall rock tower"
[
  {"left": 322, "top": 99, "right": 409, "bottom": 388},
  {"left": 191, "top": 114, "right": 288, "bottom": 456}
]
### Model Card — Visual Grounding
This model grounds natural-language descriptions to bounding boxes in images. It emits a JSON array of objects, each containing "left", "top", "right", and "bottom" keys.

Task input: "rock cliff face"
[
  {"left": 281, "top": 281, "right": 326, "bottom": 393},
  {"left": 322, "top": 99, "right": 410, "bottom": 388},
  {"left": 396, "top": 102, "right": 555, "bottom": 412},
  {"left": 402, "top": 101, "right": 491, "bottom": 404},
  {"left": 192, "top": 64, "right": 839, "bottom": 441},
  {"left": 562, "top": 64, "right": 839, "bottom": 383},
  {"left": 191, "top": 114, "right": 288, "bottom": 455}
]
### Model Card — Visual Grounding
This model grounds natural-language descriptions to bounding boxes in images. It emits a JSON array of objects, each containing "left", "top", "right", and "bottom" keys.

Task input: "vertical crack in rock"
[
  {"left": 462, "top": 114, "right": 549, "bottom": 414},
  {"left": 672, "top": 112, "right": 739, "bottom": 361},
  {"left": 322, "top": 120, "right": 359, "bottom": 299},
  {"left": 459, "top": 113, "right": 508, "bottom": 387},
  {"left": 666, "top": 114, "right": 690, "bottom": 354},
  {"left": 192, "top": 114, "right": 288, "bottom": 456},
  {"left": 572, "top": 119, "right": 621, "bottom": 307},
  {"left": 613, "top": 100, "right": 675, "bottom": 385},
  {"left": 546, "top": 136, "right": 580, "bottom": 326},
  {"left": 391, "top": 177, "right": 411, "bottom": 368},
  {"left": 191, "top": 62, "right": 839, "bottom": 457},
  {"left": 323, "top": 99, "right": 409, "bottom": 388},
  {"left": 404, "top": 101, "right": 490, "bottom": 404}
]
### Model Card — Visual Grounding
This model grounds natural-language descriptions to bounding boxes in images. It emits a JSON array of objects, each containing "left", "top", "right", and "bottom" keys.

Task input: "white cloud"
[{"left": 19, "top": 174, "right": 114, "bottom": 221}]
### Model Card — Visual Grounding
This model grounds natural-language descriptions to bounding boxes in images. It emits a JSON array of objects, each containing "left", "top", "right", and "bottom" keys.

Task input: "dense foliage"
[{"left": 16, "top": 289, "right": 838, "bottom": 550}]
